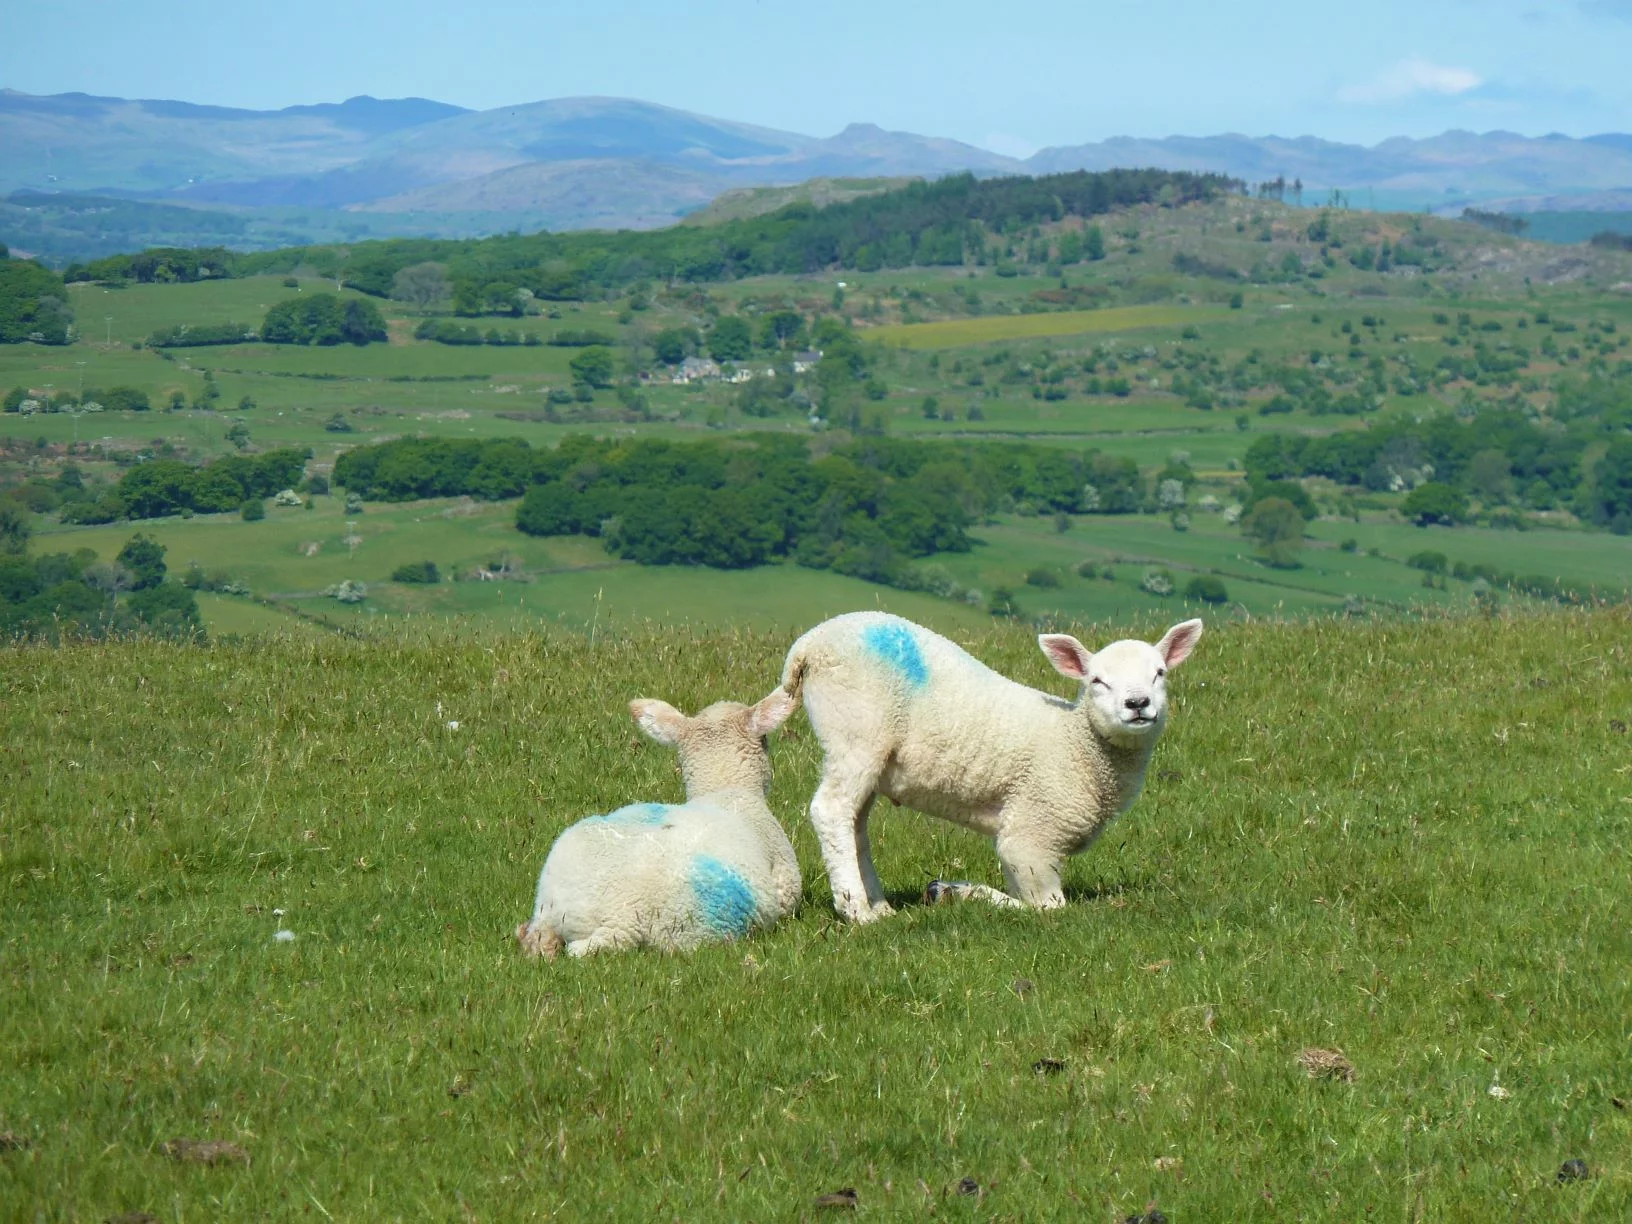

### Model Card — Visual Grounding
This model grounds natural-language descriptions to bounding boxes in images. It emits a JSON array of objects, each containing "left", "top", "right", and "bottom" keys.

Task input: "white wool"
[
  {"left": 516, "top": 690, "right": 801, "bottom": 958},
  {"left": 781, "top": 611, "right": 1202, "bottom": 921}
]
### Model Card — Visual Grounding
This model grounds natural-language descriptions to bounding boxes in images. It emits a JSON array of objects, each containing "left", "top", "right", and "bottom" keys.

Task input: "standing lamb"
[
  {"left": 516, "top": 689, "right": 801, "bottom": 958},
  {"left": 781, "top": 612, "right": 1202, "bottom": 922}
]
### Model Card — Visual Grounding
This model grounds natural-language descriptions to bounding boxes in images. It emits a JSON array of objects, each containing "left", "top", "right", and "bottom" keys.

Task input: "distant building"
[
  {"left": 791, "top": 349, "right": 823, "bottom": 374},
  {"left": 671, "top": 356, "right": 722, "bottom": 384}
]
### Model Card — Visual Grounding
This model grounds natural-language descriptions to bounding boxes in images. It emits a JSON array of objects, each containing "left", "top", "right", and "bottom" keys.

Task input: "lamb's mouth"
[{"left": 1124, "top": 714, "right": 1156, "bottom": 727}]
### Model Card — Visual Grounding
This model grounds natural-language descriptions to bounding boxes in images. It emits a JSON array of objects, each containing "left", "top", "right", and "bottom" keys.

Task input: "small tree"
[
  {"left": 1185, "top": 574, "right": 1229, "bottom": 604},
  {"left": 0, "top": 502, "right": 30, "bottom": 555},
  {"left": 707, "top": 315, "right": 753, "bottom": 362},
  {"left": 391, "top": 262, "right": 450, "bottom": 310},
  {"left": 115, "top": 533, "right": 167, "bottom": 588},
  {"left": 1241, "top": 496, "right": 1305, "bottom": 567},
  {"left": 569, "top": 346, "right": 616, "bottom": 389},
  {"left": 1400, "top": 482, "right": 1468, "bottom": 526},
  {"left": 391, "top": 560, "right": 440, "bottom": 584}
]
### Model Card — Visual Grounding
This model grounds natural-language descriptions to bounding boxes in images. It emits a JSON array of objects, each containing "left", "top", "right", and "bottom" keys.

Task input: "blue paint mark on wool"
[
  {"left": 863, "top": 621, "right": 928, "bottom": 688},
  {"left": 587, "top": 803, "right": 671, "bottom": 826},
  {"left": 689, "top": 855, "right": 757, "bottom": 936}
]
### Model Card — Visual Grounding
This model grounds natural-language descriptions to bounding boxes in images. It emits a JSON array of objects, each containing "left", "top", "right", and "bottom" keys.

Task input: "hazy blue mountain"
[
  {"left": 1026, "top": 130, "right": 1632, "bottom": 208},
  {"left": 0, "top": 90, "right": 469, "bottom": 194},
  {"left": 4, "top": 88, "right": 1632, "bottom": 260}
]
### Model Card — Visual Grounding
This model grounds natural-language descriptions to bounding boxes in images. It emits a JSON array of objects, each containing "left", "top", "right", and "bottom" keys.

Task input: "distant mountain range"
[{"left": 4, "top": 88, "right": 1632, "bottom": 259}]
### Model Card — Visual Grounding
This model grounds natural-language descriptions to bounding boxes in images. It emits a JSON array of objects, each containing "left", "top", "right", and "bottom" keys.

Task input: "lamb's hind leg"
[
  {"left": 809, "top": 755, "right": 891, "bottom": 923},
  {"left": 923, "top": 879, "right": 1024, "bottom": 908},
  {"left": 565, "top": 927, "right": 636, "bottom": 957},
  {"left": 854, "top": 795, "right": 892, "bottom": 916}
]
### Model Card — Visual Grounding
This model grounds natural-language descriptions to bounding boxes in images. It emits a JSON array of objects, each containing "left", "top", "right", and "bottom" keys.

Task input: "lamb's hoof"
[
  {"left": 869, "top": 900, "right": 896, "bottom": 919},
  {"left": 924, "top": 880, "right": 960, "bottom": 904}
]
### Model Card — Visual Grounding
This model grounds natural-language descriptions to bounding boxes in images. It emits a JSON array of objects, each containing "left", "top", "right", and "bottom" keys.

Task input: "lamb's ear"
[
  {"left": 1038, "top": 633, "right": 1093, "bottom": 681},
  {"left": 629, "top": 698, "right": 688, "bottom": 746},
  {"left": 1155, "top": 619, "right": 1204, "bottom": 670},
  {"left": 745, "top": 688, "right": 796, "bottom": 738}
]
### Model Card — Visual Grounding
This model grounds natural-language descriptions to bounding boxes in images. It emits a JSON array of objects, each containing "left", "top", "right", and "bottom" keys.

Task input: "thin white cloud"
[
  {"left": 1339, "top": 58, "right": 1483, "bottom": 104},
  {"left": 981, "top": 132, "right": 1038, "bottom": 160}
]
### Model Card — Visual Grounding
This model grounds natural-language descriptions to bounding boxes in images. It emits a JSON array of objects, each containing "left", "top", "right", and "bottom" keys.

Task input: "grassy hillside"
[
  {"left": 2, "top": 611, "right": 1629, "bottom": 1218},
  {"left": 682, "top": 177, "right": 915, "bottom": 227},
  {"left": 5, "top": 191, "right": 1632, "bottom": 641}
]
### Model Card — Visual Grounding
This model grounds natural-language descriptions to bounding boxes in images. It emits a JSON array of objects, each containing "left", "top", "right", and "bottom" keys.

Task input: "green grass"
[
  {"left": 35, "top": 491, "right": 1626, "bottom": 638},
  {"left": 31, "top": 497, "right": 996, "bottom": 637},
  {"left": 871, "top": 305, "right": 1217, "bottom": 349},
  {"left": 2, "top": 611, "right": 1629, "bottom": 1218}
]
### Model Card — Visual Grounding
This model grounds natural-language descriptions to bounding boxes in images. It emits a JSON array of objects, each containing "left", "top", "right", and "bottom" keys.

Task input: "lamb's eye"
[
  {"left": 1155, "top": 668, "right": 1166, "bottom": 679},
  {"left": 1090, "top": 677, "right": 1108, "bottom": 689}
]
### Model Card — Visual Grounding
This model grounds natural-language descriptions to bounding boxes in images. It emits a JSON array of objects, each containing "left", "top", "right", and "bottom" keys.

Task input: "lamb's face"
[
  {"left": 630, "top": 689, "right": 795, "bottom": 797},
  {"left": 1039, "top": 618, "right": 1203, "bottom": 748},
  {"left": 1082, "top": 640, "right": 1172, "bottom": 744}
]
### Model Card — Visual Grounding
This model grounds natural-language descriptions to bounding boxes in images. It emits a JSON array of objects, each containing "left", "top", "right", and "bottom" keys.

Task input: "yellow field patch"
[{"left": 870, "top": 305, "right": 1214, "bottom": 349}]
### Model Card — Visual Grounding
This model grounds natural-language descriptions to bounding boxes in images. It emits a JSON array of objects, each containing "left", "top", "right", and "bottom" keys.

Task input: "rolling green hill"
[{"left": 4, "top": 183, "right": 1631, "bottom": 641}]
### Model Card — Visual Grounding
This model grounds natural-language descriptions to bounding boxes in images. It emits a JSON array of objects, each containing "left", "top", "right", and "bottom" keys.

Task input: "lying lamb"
[
  {"left": 516, "top": 689, "right": 801, "bottom": 957},
  {"left": 781, "top": 612, "right": 1202, "bottom": 922}
]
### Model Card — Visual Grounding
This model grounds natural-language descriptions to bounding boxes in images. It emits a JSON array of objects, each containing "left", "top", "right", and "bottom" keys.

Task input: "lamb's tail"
[{"left": 779, "top": 636, "right": 812, "bottom": 708}]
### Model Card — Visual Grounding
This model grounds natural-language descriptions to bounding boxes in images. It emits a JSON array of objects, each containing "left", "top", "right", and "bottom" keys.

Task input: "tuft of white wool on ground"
[
  {"left": 516, "top": 689, "right": 802, "bottom": 958},
  {"left": 781, "top": 611, "right": 1202, "bottom": 922}
]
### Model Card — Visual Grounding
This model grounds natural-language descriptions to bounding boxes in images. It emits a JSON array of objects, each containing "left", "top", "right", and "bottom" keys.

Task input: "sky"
[{"left": 4, "top": 0, "right": 1630, "bottom": 153}]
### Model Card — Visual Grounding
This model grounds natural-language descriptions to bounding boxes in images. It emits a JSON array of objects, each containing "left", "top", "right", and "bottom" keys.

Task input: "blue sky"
[{"left": 4, "top": 0, "right": 1629, "bottom": 151}]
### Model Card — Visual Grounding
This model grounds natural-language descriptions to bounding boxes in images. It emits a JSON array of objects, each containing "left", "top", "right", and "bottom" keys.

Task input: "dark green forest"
[
  {"left": 0, "top": 523, "right": 201, "bottom": 639},
  {"left": 259, "top": 293, "right": 388, "bottom": 345},
  {"left": 63, "top": 169, "right": 1235, "bottom": 306},
  {"left": 331, "top": 432, "right": 1146, "bottom": 583},
  {"left": 1243, "top": 378, "right": 1632, "bottom": 531},
  {"left": 61, "top": 448, "right": 312, "bottom": 524},
  {"left": 0, "top": 251, "right": 72, "bottom": 345}
]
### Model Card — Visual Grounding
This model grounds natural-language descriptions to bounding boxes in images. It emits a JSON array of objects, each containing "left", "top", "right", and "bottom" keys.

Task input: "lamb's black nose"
[{"left": 1125, "top": 695, "right": 1151, "bottom": 712}]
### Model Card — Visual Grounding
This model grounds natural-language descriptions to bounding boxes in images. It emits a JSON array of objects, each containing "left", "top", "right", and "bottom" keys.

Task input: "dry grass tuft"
[
  {"left": 160, "top": 1139, "right": 249, "bottom": 1167},
  {"left": 1296, "top": 1047, "right": 1356, "bottom": 1082}
]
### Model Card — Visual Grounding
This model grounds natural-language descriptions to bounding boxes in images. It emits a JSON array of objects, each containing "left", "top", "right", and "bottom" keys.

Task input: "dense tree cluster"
[
  {"left": 333, "top": 437, "right": 538, "bottom": 502},
  {"left": 413, "top": 319, "right": 541, "bottom": 346},
  {"left": 260, "top": 294, "right": 388, "bottom": 346},
  {"left": 61, "top": 448, "right": 310, "bottom": 523},
  {"left": 332, "top": 432, "right": 1152, "bottom": 583},
  {"left": 64, "top": 247, "right": 235, "bottom": 285},
  {"left": 1240, "top": 391, "right": 1632, "bottom": 525},
  {"left": 73, "top": 170, "right": 1233, "bottom": 309},
  {"left": 0, "top": 255, "right": 72, "bottom": 345},
  {"left": 0, "top": 532, "right": 201, "bottom": 639}
]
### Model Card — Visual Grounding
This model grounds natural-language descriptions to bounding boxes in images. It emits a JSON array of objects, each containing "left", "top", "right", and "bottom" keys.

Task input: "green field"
[
  {"left": 6, "top": 192, "right": 1632, "bottom": 642},
  {"left": 872, "top": 305, "right": 1218, "bottom": 349},
  {"left": 33, "top": 484, "right": 1627, "bottom": 640},
  {"left": 3, "top": 612, "right": 1629, "bottom": 1218}
]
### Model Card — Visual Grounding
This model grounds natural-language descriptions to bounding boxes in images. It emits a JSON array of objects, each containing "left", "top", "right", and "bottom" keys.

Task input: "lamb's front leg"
[
  {"left": 921, "top": 842, "right": 1063, "bottom": 909},
  {"left": 995, "top": 826, "right": 1067, "bottom": 910}
]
